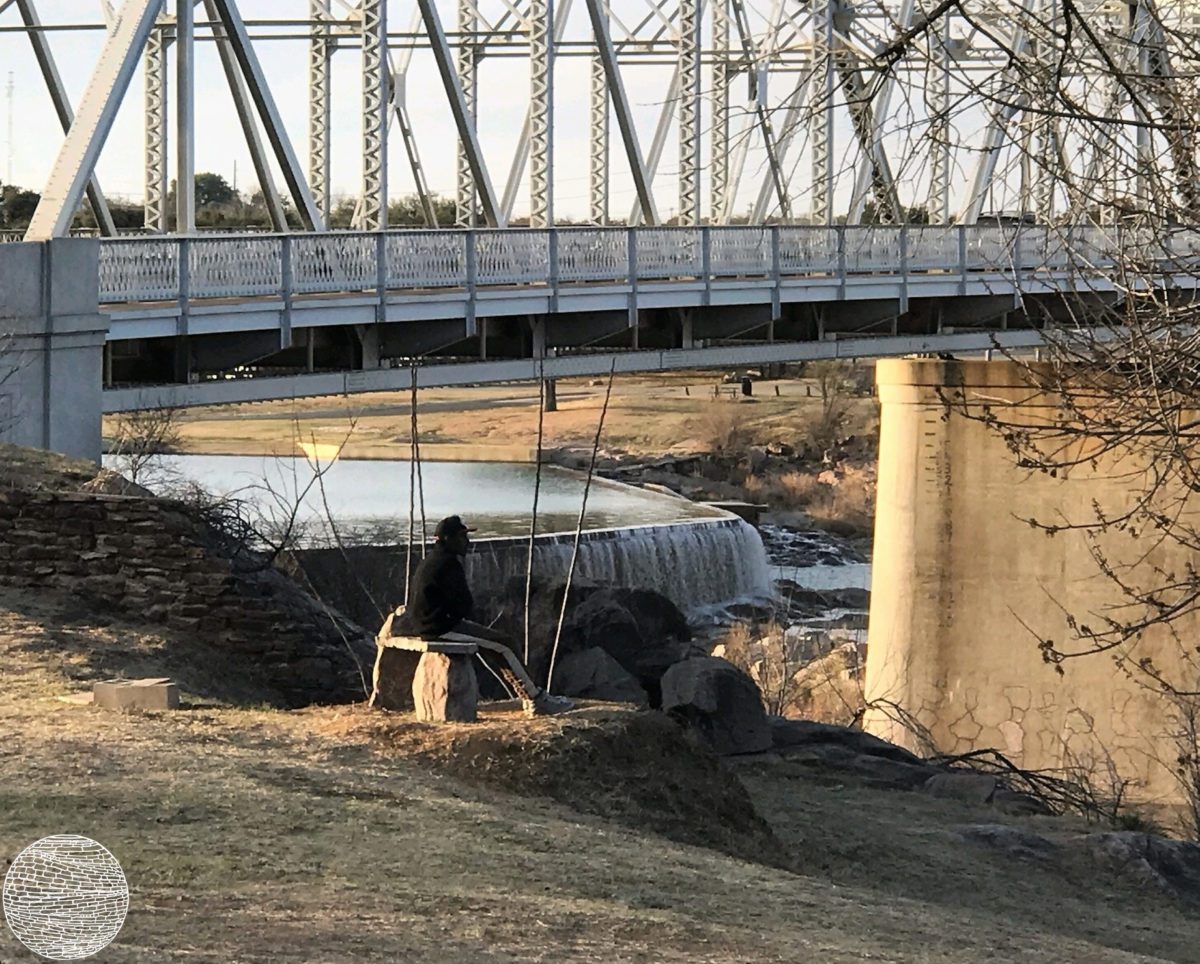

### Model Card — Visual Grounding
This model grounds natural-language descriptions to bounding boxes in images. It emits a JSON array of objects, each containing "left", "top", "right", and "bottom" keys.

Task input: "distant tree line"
[{"left": 0, "top": 172, "right": 461, "bottom": 232}]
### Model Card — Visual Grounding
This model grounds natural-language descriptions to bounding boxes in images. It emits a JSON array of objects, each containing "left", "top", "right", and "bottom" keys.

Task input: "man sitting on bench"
[{"left": 395, "top": 515, "right": 572, "bottom": 715}]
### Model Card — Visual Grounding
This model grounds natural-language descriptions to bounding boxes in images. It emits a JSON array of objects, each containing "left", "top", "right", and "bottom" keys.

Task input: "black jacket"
[{"left": 400, "top": 542, "right": 474, "bottom": 638}]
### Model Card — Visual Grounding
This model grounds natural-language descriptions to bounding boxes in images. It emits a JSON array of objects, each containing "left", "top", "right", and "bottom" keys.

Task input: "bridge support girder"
[{"left": 0, "top": 241, "right": 107, "bottom": 461}]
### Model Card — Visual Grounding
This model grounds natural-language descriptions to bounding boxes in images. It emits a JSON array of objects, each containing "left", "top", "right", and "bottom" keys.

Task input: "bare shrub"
[
  {"left": 694, "top": 402, "right": 749, "bottom": 458},
  {"left": 719, "top": 621, "right": 799, "bottom": 716},
  {"left": 800, "top": 362, "right": 855, "bottom": 455},
  {"left": 109, "top": 404, "right": 184, "bottom": 486},
  {"left": 777, "top": 471, "right": 827, "bottom": 506},
  {"left": 805, "top": 472, "right": 875, "bottom": 532},
  {"left": 787, "top": 641, "right": 867, "bottom": 726},
  {"left": 744, "top": 470, "right": 831, "bottom": 509}
]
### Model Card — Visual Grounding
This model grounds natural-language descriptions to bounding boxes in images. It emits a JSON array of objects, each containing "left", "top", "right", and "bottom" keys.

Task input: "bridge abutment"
[{"left": 0, "top": 240, "right": 108, "bottom": 462}]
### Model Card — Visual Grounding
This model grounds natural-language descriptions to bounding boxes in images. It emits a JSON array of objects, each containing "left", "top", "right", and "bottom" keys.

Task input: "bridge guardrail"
[{"left": 95, "top": 223, "right": 1168, "bottom": 306}]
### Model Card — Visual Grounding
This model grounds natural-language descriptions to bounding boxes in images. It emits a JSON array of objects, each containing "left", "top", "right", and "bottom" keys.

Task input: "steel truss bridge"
[
  {"left": 3, "top": 0, "right": 1199, "bottom": 418},
  {"left": 95, "top": 221, "right": 1200, "bottom": 411}
]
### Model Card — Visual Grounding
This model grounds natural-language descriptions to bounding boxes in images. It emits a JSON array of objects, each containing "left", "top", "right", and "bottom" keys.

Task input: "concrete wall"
[
  {"left": 864, "top": 359, "right": 1196, "bottom": 804},
  {"left": 0, "top": 240, "right": 107, "bottom": 462}
]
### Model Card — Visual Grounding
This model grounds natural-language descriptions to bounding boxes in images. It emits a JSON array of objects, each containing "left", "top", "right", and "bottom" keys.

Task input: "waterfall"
[{"left": 464, "top": 517, "right": 775, "bottom": 615}]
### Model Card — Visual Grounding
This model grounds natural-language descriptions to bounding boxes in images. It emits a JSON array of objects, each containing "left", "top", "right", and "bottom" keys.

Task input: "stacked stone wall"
[{"left": 0, "top": 488, "right": 371, "bottom": 706}]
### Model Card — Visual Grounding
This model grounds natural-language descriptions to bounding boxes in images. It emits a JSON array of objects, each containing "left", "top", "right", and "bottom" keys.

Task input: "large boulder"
[
  {"left": 661, "top": 656, "right": 771, "bottom": 755},
  {"left": 488, "top": 582, "right": 699, "bottom": 705},
  {"left": 769, "top": 718, "right": 926, "bottom": 766},
  {"left": 553, "top": 647, "right": 648, "bottom": 706},
  {"left": 562, "top": 588, "right": 700, "bottom": 705},
  {"left": 1077, "top": 832, "right": 1200, "bottom": 901},
  {"left": 783, "top": 641, "right": 866, "bottom": 725}
]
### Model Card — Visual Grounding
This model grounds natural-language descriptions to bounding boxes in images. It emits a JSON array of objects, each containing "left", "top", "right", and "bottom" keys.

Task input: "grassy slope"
[{"left": 3, "top": 586, "right": 1200, "bottom": 962}]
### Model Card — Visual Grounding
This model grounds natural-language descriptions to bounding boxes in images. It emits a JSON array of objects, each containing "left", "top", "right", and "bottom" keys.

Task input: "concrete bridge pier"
[
  {"left": 0, "top": 239, "right": 108, "bottom": 462},
  {"left": 864, "top": 358, "right": 1196, "bottom": 805}
]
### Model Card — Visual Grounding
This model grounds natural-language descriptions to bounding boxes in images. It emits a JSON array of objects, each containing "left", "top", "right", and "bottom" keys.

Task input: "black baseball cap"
[{"left": 434, "top": 515, "right": 477, "bottom": 539}]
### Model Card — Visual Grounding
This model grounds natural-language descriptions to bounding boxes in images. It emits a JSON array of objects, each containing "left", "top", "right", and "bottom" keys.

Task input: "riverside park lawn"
[{"left": 4, "top": 585, "right": 1200, "bottom": 963}]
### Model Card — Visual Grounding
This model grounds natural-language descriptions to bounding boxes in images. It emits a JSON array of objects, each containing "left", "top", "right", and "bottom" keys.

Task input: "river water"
[
  {"left": 112, "top": 454, "right": 725, "bottom": 542},
  {"left": 109, "top": 453, "right": 869, "bottom": 621}
]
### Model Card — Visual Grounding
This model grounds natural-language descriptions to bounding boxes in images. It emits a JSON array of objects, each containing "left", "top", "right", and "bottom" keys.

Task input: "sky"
[{"left": 0, "top": 0, "right": 1002, "bottom": 223}]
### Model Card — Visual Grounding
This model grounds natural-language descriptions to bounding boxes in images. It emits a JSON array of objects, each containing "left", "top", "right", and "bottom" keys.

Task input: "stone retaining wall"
[{"left": 0, "top": 488, "right": 372, "bottom": 706}]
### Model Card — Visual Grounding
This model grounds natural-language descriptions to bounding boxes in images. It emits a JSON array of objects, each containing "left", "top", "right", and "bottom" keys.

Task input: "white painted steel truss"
[{"left": 11, "top": 0, "right": 1200, "bottom": 237}]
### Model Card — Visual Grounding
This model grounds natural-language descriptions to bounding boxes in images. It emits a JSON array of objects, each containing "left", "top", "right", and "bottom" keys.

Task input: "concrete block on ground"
[{"left": 93, "top": 677, "right": 180, "bottom": 711}]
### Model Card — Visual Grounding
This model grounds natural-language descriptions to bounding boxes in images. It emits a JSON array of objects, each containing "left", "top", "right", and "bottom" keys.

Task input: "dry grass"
[
  {"left": 805, "top": 470, "right": 875, "bottom": 533},
  {"left": 743, "top": 465, "right": 875, "bottom": 535},
  {"left": 146, "top": 374, "right": 880, "bottom": 462},
  {"left": 691, "top": 402, "right": 750, "bottom": 458},
  {"left": 743, "top": 470, "right": 827, "bottom": 508},
  {"left": 0, "top": 442, "right": 100, "bottom": 490},
  {"left": 5, "top": 585, "right": 1200, "bottom": 960}
]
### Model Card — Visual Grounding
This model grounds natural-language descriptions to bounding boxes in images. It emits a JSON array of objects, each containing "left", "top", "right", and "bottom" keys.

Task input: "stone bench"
[{"left": 369, "top": 633, "right": 480, "bottom": 723}]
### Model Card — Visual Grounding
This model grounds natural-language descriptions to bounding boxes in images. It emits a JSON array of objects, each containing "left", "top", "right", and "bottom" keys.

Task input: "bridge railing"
[{"left": 96, "top": 223, "right": 1175, "bottom": 305}]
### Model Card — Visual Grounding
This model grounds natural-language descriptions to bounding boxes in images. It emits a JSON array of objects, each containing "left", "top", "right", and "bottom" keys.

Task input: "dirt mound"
[
  {"left": 0, "top": 442, "right": 101, "bottom": 490},
  {"left": 317, "top": 703, "right": 787, "bottom": 869},
  {"left": 0, "top": 586, "right": 291, "bottom": 707},
  {"left": 0, "top": 444, "right": 372, "bottom": 705}
]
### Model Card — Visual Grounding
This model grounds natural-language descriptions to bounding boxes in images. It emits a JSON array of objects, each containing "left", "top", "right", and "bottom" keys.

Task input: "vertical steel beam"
[
  {"left": 678, "top": 0, "right": 700, "bottom": 225},
  {"left": 360, "top": 0, "right": 388, "bottom": 229},
  {"left": 926, "top": 14, "right": 950, "bottom": 223},
  {"left": 589, "top": 12, "right": 609, "bottom": 224},
  {"left": 175, "top": 0, "right": 195, "bottom": 233},
  {"left": 529, "top": 0, "right": 555, "bottom": 226},
  {"left": 710, "top": 0, "right": 729, "bottom": 222},
  {"left": 729, "top": 0, "right": 790, "bottom": 220},
  {"left": 752, "top": 78, "right": 807, "bottom": 221},
  {"left": 810, "top": 0, "right": 834, "bottom": 223},
  {"left": 415, "top": 0, "right": 503, "bottom": 225},
  {"left": 501, "top": 0, "right": 573, "bottom": 223},
  {"left": 309, "top": 0, "right": 332, "bottom": 226},
  {"left": 456, "top": 0, "right": 478, "bottom": 226},
  {"left": 144, "top": 19, "right": 169, "bottom": 232},
  {"left": 585, "top": 0, "right": 658, "bottom": 224},
  {"left": 27, "top": 0, "right": 165, "bottom": 240},
  {"left": 204, "top": 0, "right": 287, "bottom": 230},
  {"left": 208, "top": 0, "right": 322, "bottom": 230},
  {"left": 16, "top": 0, "right": 117, "bottom": 236}
]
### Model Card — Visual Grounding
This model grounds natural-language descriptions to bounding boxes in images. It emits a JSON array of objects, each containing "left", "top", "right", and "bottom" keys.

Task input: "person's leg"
[
  {"left": 445, "top": 623, "right": 574, "bottom": 714},
  {"left": 473, "top": 639, "right": 542, "bottom": 699}
]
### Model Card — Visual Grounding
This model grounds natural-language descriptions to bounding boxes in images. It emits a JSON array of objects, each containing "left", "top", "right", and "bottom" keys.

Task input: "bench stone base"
[
  {"left": 413, "top": 652, "right": 479, "bottom": 723},
  {"left": 369, "top": 647, "right": 422, "bottom": 711},
  {"left": 370, "top": 634, "right": 480, "bottom": 721}
]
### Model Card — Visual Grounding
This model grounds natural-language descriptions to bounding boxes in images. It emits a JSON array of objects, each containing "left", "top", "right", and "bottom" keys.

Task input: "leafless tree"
[{"left": 108, "top": 403, "right": 185, "bottom": 486}]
